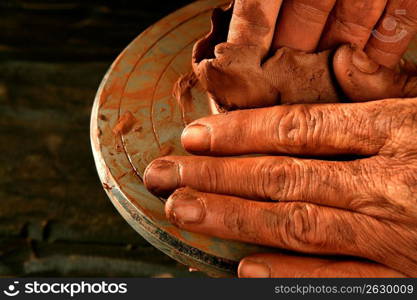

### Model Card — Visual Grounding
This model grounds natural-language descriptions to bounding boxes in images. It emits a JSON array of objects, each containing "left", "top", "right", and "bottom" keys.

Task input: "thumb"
[{"left": 333, "top": 45, "right": 417, "bottom": 101}]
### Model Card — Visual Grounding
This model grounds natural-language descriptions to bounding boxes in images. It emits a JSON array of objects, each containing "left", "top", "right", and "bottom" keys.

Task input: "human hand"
[
  {"left": 192, "top": 0, "right": 417, "bottom": 108},
  {"left": 144, "top": 97, "right": 417, "bottom": 277}
]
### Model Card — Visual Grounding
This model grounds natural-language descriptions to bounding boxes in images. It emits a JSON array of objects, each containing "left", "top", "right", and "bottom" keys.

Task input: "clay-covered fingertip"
[
  {"left": 165, "top": 187, "right": 205, "bottom": 226},
  {"left": 143, "top": 159, "right": 180, "bottom": 197},
  {"left": 181, "top": 124, "right": 212, "bottom": 154}
]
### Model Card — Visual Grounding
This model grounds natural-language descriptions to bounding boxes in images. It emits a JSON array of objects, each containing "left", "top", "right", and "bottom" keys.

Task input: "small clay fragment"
[{"left": 112, "top": 111, "right": 138, "bottom": 136}]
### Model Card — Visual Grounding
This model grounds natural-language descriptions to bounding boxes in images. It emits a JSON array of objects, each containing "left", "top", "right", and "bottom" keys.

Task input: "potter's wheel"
[
  {"left": 90, "top": 0, "right": 271, "bottom": 277},
  {"left": 91, "top": 0, "right": 417, "bottom": 277}
]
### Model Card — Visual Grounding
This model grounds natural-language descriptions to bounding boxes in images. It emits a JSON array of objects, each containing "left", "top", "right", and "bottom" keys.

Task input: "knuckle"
[
  {"left": 257, "top": 158, "right": 305, "bottom": 201},
  {"left": 278, "top": 203, "right": 322, "bottom": 249},
  {"left": 275, "top": 203, "right": 357, "bottom": 253},
  {"left": 274, "top": 106, "right": 318, "bottom": 149}
]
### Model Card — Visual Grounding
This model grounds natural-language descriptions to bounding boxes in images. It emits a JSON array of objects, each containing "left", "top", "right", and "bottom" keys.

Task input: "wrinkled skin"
[
  {"left": 145, "top": 98, "right": 417, "bottom": 277},
  {"left": 145, "top": 0, "right": 417, "bottom": 277},
  {"left": 193, "top": 0, "right": 417, "bottom": 109}
]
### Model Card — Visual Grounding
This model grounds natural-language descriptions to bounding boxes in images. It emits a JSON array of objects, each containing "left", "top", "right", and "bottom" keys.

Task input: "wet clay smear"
[
  {"left": 173, "top": 71, "right": 199, "bottom": 126},
  {"left": 192, "top": 1, "right": 340, "bottom": 109}
]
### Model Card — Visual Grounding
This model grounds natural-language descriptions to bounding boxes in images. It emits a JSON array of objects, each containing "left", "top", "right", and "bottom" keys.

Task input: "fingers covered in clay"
[
  {"left": 238, "top": 254, "right": 406, "bottom": 278},
  {"left": 164, "top": 188, "right": 363, "bottom": 257},
  {"left": 334, "top": 45, "right": 417, "bottom": 101},
  {"left": 192, "top": 3, "right": 339, "bottom": 109},
  {"left": 228, "top": 0, "right": 283, "bottom": 59},
  {"left": 196, "top": 44, "right": 338, "bottom": 108},
  {"left": 319, "top": 0, "right": 387, "bottom": 50},
  {"left": 272, "top": 0, "right": 336, "bottom": 52},
  {"left": 163, "top": 187, "right": 417, "bottom": 276},
  {"left": 163, "top": 187, "right": 414, "bottom": 275},
  {"left": 193, "top": 1, "right": 417, "bottom": 109},
  {"left": 179, "top": 103, "right": 387, "bottom": 156},
  {"left": 366, "top": 0, "right": 417, "bottom": 69},
  {"left": 144, "top": 156, "right": 367, "bottom": 212}
]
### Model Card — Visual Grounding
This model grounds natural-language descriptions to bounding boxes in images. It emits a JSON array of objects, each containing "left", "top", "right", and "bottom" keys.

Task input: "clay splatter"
[{"left": 113, "top": 111, "right": 140, "bottom": 136}]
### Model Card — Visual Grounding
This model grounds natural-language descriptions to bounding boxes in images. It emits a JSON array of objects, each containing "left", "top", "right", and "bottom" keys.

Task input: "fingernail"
[
  {"left": 238, "top": 260, "right": 271, "bottom": 278},
  {"left": 181, "top": 124, "right": 211, "bottom": 153},
  {"left": 144, "top": 160, "right": 179, "bottom": 197},
  {"left": 167, "top": 190, "right": 205, "bottom": 225},
  {"left": 352, "top": 48, "right": 380, "bottom": 74}
]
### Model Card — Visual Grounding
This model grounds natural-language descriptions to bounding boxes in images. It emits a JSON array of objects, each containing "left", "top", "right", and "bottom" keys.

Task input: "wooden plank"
[{"left": 0, "top": 0, "right": 206, "bottom": 277}]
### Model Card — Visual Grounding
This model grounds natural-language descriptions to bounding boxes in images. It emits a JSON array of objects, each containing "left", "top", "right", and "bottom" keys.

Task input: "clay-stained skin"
[
  {"left": 227, "top": 0, "right": 282, "bottom": 58},
  {"left": 272, "top": 0, "right": 337, "bottom": 52},
  {"left": 153, "top": 0, "right": 417, "bottom": 278},
  {"left": 365, "top": 0, "right": 417, "bottom": 69},
  {"left": 145, "top": 97, "right": 417, "bottom": 277},
  {"left": 192, "top": 2, "right": 417, "bottom": 109},
  {"left": 318, "top": 0, "right": 387, "bottom": 50},
  {"left": 333, "top": 45, "right": 417, "bottom": 101},
  {"left": 192, "top": 3, "right": 339, "bottom": 109}
]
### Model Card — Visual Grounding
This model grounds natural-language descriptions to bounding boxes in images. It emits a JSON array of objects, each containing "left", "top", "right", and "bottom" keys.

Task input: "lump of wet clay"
[
  {"left": 192, "top": 3, "right": 340, "bottom": 109},
  {"left": 191, "top": 2, "right": 417, "bottom": 110}
]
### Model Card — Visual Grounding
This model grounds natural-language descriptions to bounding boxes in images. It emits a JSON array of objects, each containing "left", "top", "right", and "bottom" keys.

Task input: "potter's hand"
[
  {"left": 144, "top": 97, "right": 417, "bottom": 277},
  {"left": 193, "top": 0, "right": 417, "bottom": 108},
  {"left": 276, "top": 0, "right": 417, "bottom": 67}
]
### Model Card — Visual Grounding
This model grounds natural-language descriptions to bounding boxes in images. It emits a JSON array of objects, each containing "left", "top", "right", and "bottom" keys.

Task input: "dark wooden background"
[{"left": 0, "top": 0, "right": 205, "bottom": 277}]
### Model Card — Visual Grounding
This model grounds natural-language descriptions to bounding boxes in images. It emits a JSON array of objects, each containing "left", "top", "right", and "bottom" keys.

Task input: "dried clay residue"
[
  {"left": 103, "top": 182, "right": 112, "bottom": 190},
  {"left": 112, "top": 111, "right": 139, "bottom": 136},
  {"left": 172, "top": 71, "right": 198, "bottom": 126}
]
